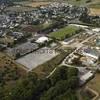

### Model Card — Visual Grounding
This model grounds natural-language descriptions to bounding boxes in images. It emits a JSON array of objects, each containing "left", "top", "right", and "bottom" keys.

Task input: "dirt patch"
[{"left": 87, "top": 73, "right": 100, "bottom": 97}]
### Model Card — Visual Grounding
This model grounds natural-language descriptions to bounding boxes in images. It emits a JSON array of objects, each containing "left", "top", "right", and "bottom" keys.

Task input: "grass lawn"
[
  {"left": 14, "top": 1, "right": 50, "bottom": 7},
  {"left": 49, "top": 25, "right": 80, "bottom": 40},
  {"left": 42, "top": 22, "right": 52, "bottom": 29},
  {"left": 65, "top": 0, "right": 88, "bottom": 6},
  {"left": 65, "top": 0, "right": 100, "bottom": 6},
  {"left": 13, "top": 0, "right": 100, "bottom": 6},
  {"left": 89, "top": 3, "right": 100, "bottom": 9}
]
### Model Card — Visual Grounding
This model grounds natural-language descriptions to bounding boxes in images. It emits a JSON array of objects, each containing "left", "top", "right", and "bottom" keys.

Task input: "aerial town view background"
[{"left": 0, "top": 0, "right": 100, "bottom": 100}]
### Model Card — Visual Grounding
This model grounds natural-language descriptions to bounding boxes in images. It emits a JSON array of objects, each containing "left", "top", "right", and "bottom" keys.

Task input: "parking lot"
[{"left": 16, "top": 47, "right": 58, "bottom": 71}]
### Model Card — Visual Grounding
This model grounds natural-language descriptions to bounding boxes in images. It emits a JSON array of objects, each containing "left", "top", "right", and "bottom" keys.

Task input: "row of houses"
[{"left": 0, "top": 2, "right": 88, "bottom": 30}]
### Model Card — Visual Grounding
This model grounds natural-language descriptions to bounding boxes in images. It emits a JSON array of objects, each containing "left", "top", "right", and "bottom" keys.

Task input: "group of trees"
[
  {"left": 38, "top": 20, "right": 67, "bottom": 34},
  {"left": 0, "top": 65, "right": 21, "bottom": 87},
  {"left": 76, "top": 0, "right": 92, "bottom": 3},
  {"left": 0, "top": 66, "right": 79, "bottom": 100},
  {"left": 80, "top": 12, "right": 100, "bottom": 27}
]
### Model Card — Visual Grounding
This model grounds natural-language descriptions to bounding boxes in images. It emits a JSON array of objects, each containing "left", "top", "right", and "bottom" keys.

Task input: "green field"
[
  {"left": 87, "top": 73, "right": 100, "bottom": 94},
  {"left": 89, "top": 3, "right": 100, "bottom": 9},
  {"left": 65, "top": 0, "right": 88, "bottom": 6},
  {"left": 65, "top": 0, "right": 100, "bottom": 6},
  {"left": 12, "top": 0, "right": 99, "bottom": 6},
  {"left": 49, "top": 25, "right": 80, "bottom": 40}
]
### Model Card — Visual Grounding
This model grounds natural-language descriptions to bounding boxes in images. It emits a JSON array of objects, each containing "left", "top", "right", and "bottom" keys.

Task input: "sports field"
[{"left": 49, "top": 25, "right": 80, "bottom": 40}]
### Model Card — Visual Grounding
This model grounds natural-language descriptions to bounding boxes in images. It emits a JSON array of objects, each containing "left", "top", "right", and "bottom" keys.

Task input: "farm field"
[
  {"left": 13, "top": 0, "right": 100, "bottom": 6},
  {"left": 89, "top": 3, "right": 100, "bottom": 16},
  {"left": 28, "top": 2, "right": 50, "bottom": 7},
  {"left": 65, "top": 0, "right": 88, "bottom": 6},
  {"left": 87, "top": 73, "right": 100, "bottom": 96},
  {"left": 89, "top": 8, "right": 100, "bottom": 16},
  {"left": 64, "top": 0, "right": 100, "bottom": 6},
  {"left": 5, "top": 6, "right": 34, "bottom": 12},
  {"left": 14, "top": 1, "right": 50, "bottom": 7},
  {"left": 49, "top": 25, "right": 80, "bottom": 40},
  {"left": 89, "top": 2, "right": 100, "bottom": 9}
]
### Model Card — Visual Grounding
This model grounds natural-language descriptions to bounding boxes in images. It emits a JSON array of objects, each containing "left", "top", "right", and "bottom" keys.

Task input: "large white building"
[
  {"left": 36, "top": 36, "right": 49, "bottom": 43},
  {"left": 82, "top": 48, "right": 100, "bottom": 59},
  {"left": 80, "top": 71, "right": 94, "bottom": 86}
]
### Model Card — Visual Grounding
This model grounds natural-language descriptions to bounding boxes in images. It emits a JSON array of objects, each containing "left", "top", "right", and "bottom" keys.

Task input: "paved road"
[
  {"left": 62, "top": 33, "right": 96, "bottom": 66},
  {"left": 47, "top": 30, "right": 97, "bottom": 78}
]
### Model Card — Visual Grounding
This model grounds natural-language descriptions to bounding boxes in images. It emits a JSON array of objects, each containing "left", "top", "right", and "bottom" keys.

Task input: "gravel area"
[{"left": 16, "top": 47, "right": 58, "bottom": 71}]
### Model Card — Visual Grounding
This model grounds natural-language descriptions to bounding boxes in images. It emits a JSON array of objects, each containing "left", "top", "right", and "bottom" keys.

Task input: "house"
[
  {"left": 8, "top": 32, "right": 24, "bottom": 40},
  {"left": 0, "top": 44, "right": 7, "bottom": 50}
]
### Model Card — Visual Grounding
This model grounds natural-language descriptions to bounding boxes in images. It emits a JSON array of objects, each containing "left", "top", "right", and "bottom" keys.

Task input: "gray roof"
[
  {"left": 6, "top": 42, "right": 39, "bottom": 58},
  {"left": 84, "top": 48, "right": 100, "bottom": 57}
]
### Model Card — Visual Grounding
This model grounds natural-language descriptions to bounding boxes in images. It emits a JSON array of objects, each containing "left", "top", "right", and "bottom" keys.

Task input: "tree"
[
  {"left": 67, "top": 67, "right": 78, "bottom": 78},
  {"left": 0, "top": 66, "right": 79, "bottom": 100}
]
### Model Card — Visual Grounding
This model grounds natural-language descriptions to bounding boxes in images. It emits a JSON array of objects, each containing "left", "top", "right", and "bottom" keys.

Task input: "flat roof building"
[
  {"left": 36, "top": 36, "right": 49, "bottom": 43},
  {"left": 80, "top": 71, "right": 94, "bottom": 86},
  {"left": 82, "top": 48, "right": 100, "bottom": 59}
]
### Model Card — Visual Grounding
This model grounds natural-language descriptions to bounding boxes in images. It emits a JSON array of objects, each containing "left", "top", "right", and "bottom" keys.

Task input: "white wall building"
[
  {"left": 80, "top": 71, "right": 94, "bottom": 86},
  {"left": 36, "top": 36, "right": 49, "bottom": 43}
]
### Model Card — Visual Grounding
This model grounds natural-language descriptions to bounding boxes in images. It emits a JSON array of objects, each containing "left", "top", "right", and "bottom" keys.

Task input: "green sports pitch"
[{"left": 49, "top": 25, "right": 81, "bottom": 40}]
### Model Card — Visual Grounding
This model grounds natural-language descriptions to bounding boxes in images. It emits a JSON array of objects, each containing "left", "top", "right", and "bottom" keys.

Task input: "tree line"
[{"left": 0, "top": 66, "right": 79, "bottom": 100}]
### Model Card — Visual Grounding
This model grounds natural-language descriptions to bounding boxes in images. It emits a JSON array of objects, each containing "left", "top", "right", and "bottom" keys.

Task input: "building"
[
  {"left": 36, "top": 36, "right": 49, "bottom": 44},
  {"left": 62, "top": 38, "right": 74, "bottom": 45},
  {"left": 80, "top": 71, "right": 94, "bottom": 86},
  {"left": 92, "top": 28, "right": 100, "bottom": 32},
  {"left": 82, "top": 48, "right": 100, "bottom": 59},
  {"left": 10, "top": 32, "right": 24, "bottom": 40},
  {"left": 0, "top": 44, "right": 7, "bottom": 50}
]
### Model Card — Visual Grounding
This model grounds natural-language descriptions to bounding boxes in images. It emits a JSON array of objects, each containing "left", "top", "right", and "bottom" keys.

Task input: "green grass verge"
[{"left": 89, "top": 3, "right": 100, "bottom": 9}]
